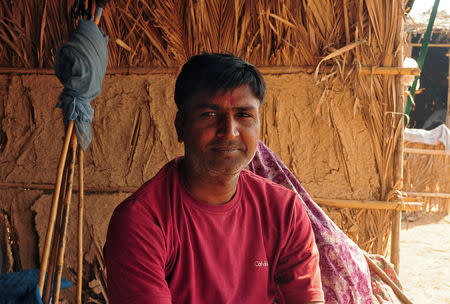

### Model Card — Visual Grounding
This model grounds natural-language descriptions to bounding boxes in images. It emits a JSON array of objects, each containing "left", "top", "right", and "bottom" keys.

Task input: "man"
[{"left": 104, "top": 53, "right": 324, "bottom": 304}]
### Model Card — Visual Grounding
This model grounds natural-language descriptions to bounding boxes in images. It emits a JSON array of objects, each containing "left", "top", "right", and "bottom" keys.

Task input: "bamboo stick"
[
  {"left": 43, "top": 163, "right": 69, "bottom": 304},
  {"left": 0, "top": 66, "right": 422, "bottom": 76},
  {"left": 53, "top": 132, "right": 77, "bottom": 303},
  {"left": 43, "top": 221, "right": 59, "bottom": 304},
  {"left": 77, "top": 149, "right": 84, "bottom": 304},
  {"left": 363, "top": 252, "right": 414, "bottom": 304},
  {"left": 38, "top": 120, "right": 74, "bottom": 296},
  {"left": 410, "top": 43, "right": 450, "bottom": 48},
  {"left": 406, "top": 192, "right": 450, "bottom": 199},
  {"left": 404, "top": 147, "right": 449, "bottom": 156},
  {"left": 447, "top": 51, "right": 450, "bottom": 127},
  {"left": 390, "top": 211, "right": 401, "bottom": 274},
  {"left": 0, "top": 182, "right": 136, "bottom": 193},
  {"left": 391, "top": 7, "right": 405, "bottom": 274},
  {"left": 314, "top": 198, "right": 422, "bottom": 211},
  {"left": 38, "top": 0, "right": 48, "bottom": 68},
  {"left": 359, "top": 67, "right": 420, "bottom": 76}
]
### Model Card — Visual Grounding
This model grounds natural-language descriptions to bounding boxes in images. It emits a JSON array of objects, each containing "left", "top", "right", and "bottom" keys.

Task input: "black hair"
[{"left": 174, "top": 53, "right": 266, "bottom": 113}]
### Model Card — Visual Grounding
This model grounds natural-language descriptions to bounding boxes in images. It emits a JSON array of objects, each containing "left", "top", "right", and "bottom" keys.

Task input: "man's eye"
[
  {"left": 237, "top": 112, "right": 252, "bottom": 118},
  {"left": 201, "top": 112, "right": 217, "bottom": 117}
]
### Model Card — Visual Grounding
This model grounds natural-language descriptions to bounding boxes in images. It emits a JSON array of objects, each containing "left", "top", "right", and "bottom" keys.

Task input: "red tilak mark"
[{"left": 224, "top": 91, "right": 235, "bottom": 105}]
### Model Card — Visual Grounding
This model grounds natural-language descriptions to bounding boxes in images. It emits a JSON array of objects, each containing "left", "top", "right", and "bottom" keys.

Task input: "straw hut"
[
  {"left": 405, "top": 8, "right": 450, "bottom": 128},
  {"left": 403, "top": 9, "right": 450, "bottom": 214},
  {"left": 0, "top": 0, "right": 412, "bottom": 301}
]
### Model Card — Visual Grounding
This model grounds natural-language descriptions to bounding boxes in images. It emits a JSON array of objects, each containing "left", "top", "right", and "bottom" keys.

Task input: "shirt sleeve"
[
  {"left": 104, "top": 198, "right": 172, "bottom": 304},
  {"left": 274, "top": 197, "right": 324, "bottom": 304}
]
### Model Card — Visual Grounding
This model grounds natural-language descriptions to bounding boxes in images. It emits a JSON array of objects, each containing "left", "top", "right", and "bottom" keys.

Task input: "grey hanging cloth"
[{"left": 55, "top": 19, "right": 108, "bottom": 151}]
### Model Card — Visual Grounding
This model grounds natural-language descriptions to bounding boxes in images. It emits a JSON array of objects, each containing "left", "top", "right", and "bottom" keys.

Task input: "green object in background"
[{"left": 404, "top": 0, "right": 441, "bottom": 127}]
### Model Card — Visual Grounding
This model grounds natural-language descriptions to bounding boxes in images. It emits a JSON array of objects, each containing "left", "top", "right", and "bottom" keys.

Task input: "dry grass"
[
  {"left": 404, "top": 142, "right": 450, "bottom": 213},
  {"left": 0, "top": 0, "right": 361, "bottom": 68},
  {"left": 313, "top": 0, "right": 406, "bottom": 254},
  {"left": 0, "top": 0, "right": 408, "bottom": 254}
]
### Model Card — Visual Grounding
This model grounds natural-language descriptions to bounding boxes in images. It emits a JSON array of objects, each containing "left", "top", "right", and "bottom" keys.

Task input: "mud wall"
[{"left": 0, "top": 71, "right": 379, "bottom": 300}]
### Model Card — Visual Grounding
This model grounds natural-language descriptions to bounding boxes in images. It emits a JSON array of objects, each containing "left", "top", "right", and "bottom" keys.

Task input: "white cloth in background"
[{"left": 404, "top": 124, "right": 450, "bottom": 151}]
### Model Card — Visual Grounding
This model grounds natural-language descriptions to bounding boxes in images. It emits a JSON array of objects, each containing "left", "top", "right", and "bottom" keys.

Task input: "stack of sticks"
[
  {"left": 38, "top": 122, "right": 85, "bottom": 304},
  {"left": 37, "top": 2, "right": 107, "bottom": 302}
]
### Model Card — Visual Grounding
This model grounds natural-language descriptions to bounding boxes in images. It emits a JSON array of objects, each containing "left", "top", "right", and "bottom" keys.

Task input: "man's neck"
[{"left": 180, "top": 160, "right": 240, "bottom": 205}]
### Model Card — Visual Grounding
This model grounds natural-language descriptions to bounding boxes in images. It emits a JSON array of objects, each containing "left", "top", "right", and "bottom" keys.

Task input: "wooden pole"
[
  {"left": 410, "top": 43, "right": 450, "bottom": 48},
  {"left": 363, "top": 252, "right": 415, "bottom": 304},
  {"left": 446, "top": 52, "right": 450, "bottom": 127},
  {"left": 390, "top": 210, "right": 402, "bottom": 274},
  {"left": 53, "top": 132, "right": 77, "bottom": 303},
  {"left": 38, "top": 120, "right": 74, "bottom": 296},
  {"left": 406, "top": 192, "right": 450, "bottom": 199},
  {"left": 43, "top": 164, "right": 69, "bottom": 304},
  {"left": 0, "top": 66, "right": 422, "bottom": 76},
  {"left": 404, "top": 147, "right": 449, "bottom": 156},
  {"left": 359, "top": 67, "right": 420, "bottom": 76},
  {"left": 390, "top": 0, "right": 404, "bottom": 275},
  {"left": 0, "top": 181, "right": 136, "bottom": 193},
  {"left": 77, "top": 149, "right": 84, "bottom": 304},
  {"left": 314, "top": 198, "right": 422, "bottom": 211}
]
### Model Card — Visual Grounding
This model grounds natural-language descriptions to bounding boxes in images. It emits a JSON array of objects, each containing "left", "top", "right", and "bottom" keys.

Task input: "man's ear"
[{"left": 175, "top": 111, "right": 184, "bottom": 143}]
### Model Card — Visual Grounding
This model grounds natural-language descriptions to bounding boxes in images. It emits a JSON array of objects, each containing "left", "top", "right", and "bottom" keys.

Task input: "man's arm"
[
  {"left": 104, "top": 198, "right": 171, "bottom": 304},
  {"left": 275, "top": 197, "right": 324, "bottom": 304}
]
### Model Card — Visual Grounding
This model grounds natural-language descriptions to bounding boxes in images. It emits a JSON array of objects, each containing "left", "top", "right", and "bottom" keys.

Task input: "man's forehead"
[{"left": 193, "top": 86, "right": 258, "bottom": 105}]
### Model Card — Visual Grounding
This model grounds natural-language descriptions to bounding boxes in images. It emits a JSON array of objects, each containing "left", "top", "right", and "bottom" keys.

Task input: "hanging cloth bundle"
[{"left": 55, "top": 19, "right": 108, "bottom": 150}]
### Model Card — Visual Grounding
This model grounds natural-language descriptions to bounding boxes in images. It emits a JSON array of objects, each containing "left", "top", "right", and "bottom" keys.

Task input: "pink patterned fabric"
[{"left": 248, "top": 141, "right": 373, "bottom": 304}]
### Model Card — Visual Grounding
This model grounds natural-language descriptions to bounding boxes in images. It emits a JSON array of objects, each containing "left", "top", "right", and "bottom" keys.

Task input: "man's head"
[
  {"left": 174, "top": 53, "right": 266, "bottom": 179},
  {"left": 175, "top": 53, "right": 266, "bottom": 114}
]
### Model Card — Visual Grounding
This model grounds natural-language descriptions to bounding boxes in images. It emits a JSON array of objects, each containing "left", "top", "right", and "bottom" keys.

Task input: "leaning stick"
[
  {"left": 52, "top": 132, "right": 77, "bottom": 303},
  {"left": 38, "top": 120, "right": 74, "bottom": 295},
  {"left": 363, "top": 252, "right": 414, "bottom": 304},
  {"left": 43, "top": 230, "right": 58, "bottom": 304},
  {"left": 40, "top": 3, "right": 106, "bottom": 299},
  {"left": 73, "top": 7, "right": 102, "bottom": 303},
  {"left": 77, "top": 148, "right": 85, "bottom": 304},
  {"left": 42, "top": 162, "right": 69, "bottom": 304}
]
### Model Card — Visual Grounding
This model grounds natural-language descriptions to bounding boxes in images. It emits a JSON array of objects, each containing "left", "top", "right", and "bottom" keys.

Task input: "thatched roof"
[
  {"left": 1, "top": 0, "right": 404, "bottom": 69},
  {"left": 405, "top": 10, "right": 450, "bottom": 32},
  {"left": 405, "top": 8, "right": 450, "bottom": 44}
]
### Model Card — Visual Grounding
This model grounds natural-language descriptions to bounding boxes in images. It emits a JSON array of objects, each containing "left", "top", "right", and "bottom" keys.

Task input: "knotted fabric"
[{"left": 55, "top": 19, "right": 108, "bottom": 151}]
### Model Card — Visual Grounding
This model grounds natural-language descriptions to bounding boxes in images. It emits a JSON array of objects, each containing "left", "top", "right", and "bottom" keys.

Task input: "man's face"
[{"left": 177, "top": 85, "right": 261, "bottom": 178}]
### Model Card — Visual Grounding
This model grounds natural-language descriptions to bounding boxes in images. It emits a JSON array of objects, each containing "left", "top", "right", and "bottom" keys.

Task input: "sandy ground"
[{"left": 399, "top": 212, "right": 450, "bottom": 303}]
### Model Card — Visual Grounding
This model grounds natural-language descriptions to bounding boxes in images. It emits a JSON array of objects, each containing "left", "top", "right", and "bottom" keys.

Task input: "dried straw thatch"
[
  {"left": 404, "top": 142, "right": 450, "bottom": 213},
  {"left": 0, "top": 0, "right": 407, "bottom": 255}
]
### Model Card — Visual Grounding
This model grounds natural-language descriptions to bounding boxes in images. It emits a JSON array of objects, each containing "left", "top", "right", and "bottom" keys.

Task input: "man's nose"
[{"left": 217, "top": 115, "right": 239, "bottom": 139}]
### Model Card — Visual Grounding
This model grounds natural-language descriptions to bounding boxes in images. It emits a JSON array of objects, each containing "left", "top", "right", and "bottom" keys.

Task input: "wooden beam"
[
  {"left": 0, "top": 65, "right": 421, "bottom": 76},
  {"left": 404, "top": 147, "right": 449, "bottom": 156},
  {"left": 1, "top": 182, "right": 427, "bottom": 210},
  {"left": 390, "top": 210, "right": 401, "bottom": 274},
  {"left": 0, "top": 68, "right": 55, "bottom": 75},
  {"left": 0, "top": 67, "right": 180, "bottom": 75},
  {"left": 0, "top": 182, "right": 136, "bottom": 193},
  {"left": 314, "top": 198, "right": 422, "bottom": 211},
  {"left": 391, "top": 16, "right": 405, "bottom": 274},
  {"left": 364, "top": 253, "right": 414, "bottom": 304},
  {"left": 406, "top": 192, "right": 450, "bottom": 199},
  {"left": 359, "top": 66, "right": 420, "bottom": 76},
  {"left": 0, "top": 66, "right": 316, "bottom": 75},
  {"left": 447, "top": 51, "right": 450, "bottom": 127},
  {"left": 410, "top": 43, "right": 450, "bottom": 48}
]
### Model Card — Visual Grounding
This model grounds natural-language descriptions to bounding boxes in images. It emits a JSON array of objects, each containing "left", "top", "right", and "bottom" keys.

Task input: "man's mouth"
[{"left": 211, "top": 146, "right": 241, "bottom": 153}]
